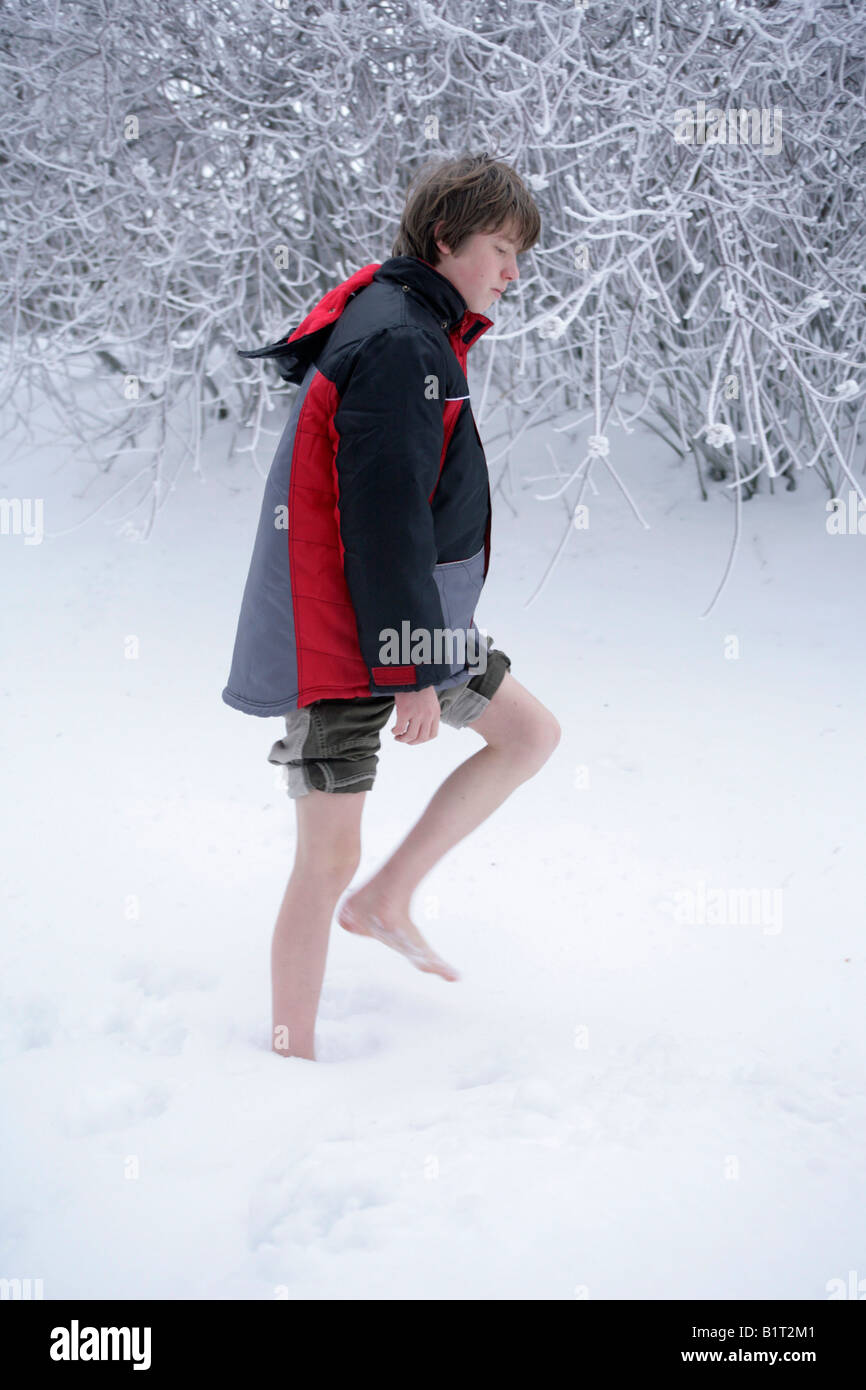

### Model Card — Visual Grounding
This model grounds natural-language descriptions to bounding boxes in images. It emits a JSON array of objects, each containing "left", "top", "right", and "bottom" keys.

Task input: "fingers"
[{"left": 392, "top": 717, "right": 439, "bottom": 744}]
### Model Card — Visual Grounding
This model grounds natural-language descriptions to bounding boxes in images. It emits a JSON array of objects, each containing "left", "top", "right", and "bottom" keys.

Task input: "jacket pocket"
[{"left": 432, "top": 545, "right": 486, "bottom": 661}]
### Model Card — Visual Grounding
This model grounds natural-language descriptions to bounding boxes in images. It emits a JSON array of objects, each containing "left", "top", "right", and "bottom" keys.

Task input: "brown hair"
[{"left": 391, "top": 153, "right": 541, "bottom": 264}]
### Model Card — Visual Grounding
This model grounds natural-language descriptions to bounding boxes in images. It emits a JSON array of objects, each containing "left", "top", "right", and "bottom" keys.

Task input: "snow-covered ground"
[{"left": 2, "top": 371, "right": 864, "bottom": 1300}]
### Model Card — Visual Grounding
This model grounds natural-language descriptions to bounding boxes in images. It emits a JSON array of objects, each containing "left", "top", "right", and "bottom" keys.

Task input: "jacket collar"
[
  {"left": 236, "top": 256, "right": 493, "bottom": 384},
  {"left": 373, "top": 256, "right": 493, "bottom": 348}
]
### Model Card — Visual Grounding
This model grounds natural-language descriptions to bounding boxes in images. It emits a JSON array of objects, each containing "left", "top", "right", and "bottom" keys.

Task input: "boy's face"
[{"left": 430, "top": 222, "right": 521, "bottom": 314}]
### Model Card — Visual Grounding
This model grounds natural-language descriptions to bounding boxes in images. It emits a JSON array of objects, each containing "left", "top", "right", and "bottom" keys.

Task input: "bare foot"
[{"left": 336, "top": 888, "right": 460, "bottom": 982}]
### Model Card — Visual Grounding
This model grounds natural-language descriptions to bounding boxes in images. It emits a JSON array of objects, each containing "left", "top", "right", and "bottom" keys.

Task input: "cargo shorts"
[{"left": 267, "top": 633, "right": 512, "bottom": 798}]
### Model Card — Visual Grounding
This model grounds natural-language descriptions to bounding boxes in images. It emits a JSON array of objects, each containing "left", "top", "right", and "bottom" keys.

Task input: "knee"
[
  {"left": 296, "top": 841, "right": 361, "bottom": 888},
  {"left": 510, "top": 710, "right": 562, "bottom": 772},
  {"left": 531, "top": 712, "right": 561, "bottom": 765}
]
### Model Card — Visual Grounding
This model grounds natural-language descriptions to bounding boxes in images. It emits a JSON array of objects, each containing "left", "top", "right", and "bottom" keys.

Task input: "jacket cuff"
[
  {"left": 372, "top": 664, "right": 417, "bottom": 686},
  {"left": 370, "top": 661, "right": 456, "bottom": 693}
]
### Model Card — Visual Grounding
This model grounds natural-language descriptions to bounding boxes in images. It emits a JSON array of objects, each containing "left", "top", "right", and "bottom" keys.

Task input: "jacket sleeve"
[{"left": 332, "top": 325, "right": 456, "bottom": 693}]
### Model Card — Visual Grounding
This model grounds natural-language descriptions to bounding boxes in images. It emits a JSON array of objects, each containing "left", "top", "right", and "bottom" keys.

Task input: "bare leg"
[
  {"left": 272, "top": 788, "right": 364, "bottom": 1061},
  {"left": 337, "top": 673, "right": 560, "bottom": 979}
]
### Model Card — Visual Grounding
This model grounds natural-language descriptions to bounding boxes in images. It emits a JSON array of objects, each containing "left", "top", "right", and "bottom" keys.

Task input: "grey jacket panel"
[{"left": 222, "top": 363, "right": 317, "bottom": 715}]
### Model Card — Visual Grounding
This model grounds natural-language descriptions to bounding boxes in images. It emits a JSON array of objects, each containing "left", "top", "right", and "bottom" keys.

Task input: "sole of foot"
[{"left": 337, "top": 899, "right": 460, "bottom": 982}]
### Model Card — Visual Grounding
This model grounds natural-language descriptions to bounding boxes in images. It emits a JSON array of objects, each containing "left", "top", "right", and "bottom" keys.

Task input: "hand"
[{"left": 392, "top": 685, "right": 441, "bottom": 744}]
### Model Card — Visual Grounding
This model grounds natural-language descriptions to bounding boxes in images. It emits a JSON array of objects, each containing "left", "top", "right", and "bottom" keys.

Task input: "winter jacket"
[{"left": 222, "top": 255, "right": 494, "bottom": 715}]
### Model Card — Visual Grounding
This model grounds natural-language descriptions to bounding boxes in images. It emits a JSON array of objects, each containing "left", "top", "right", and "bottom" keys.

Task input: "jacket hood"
[{"left": 236, "top": 256, "right": 491, "bottom": 384}]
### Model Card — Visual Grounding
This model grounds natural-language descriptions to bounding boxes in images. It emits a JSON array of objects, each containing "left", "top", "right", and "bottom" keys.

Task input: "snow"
[{"left": 1, "top": 374, "right": 864, "bottom": 1300}]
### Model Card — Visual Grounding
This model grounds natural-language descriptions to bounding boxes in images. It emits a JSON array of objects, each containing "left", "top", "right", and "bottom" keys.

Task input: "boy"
[{"left": 224, "top": 154, "right": 560, "bottom": 1061}]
